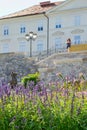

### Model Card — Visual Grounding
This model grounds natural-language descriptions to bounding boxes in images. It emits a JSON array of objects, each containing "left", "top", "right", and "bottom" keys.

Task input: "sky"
[{"left": 0, "top": 0, "right": 64, "bottom": 17}]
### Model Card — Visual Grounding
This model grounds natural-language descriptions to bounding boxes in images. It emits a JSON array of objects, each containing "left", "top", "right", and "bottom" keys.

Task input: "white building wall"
[
  {"left": 49, "top": 8, "right": 87, "bottom": 49},
  {"left": 0, "top": 15, "right": 48, "bottom": 55},
  {"left": 0, "top": 0, "right": 87, "bottom": 54}
]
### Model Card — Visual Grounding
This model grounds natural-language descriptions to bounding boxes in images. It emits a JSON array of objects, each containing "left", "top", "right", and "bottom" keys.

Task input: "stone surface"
[
  {"left": 0, "top": 51, "right": 87, "bottom": 85},
  {"left": 0, "top": 53, "right": 37, "bottom": 83},
  {"left": 36, "top": 51, "right": 87, "bottom": 83}
]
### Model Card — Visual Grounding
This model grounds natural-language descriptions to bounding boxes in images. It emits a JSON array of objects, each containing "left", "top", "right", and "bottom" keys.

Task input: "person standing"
[{"left": 66, "top": 38, "right": 71, "bottom": 52}]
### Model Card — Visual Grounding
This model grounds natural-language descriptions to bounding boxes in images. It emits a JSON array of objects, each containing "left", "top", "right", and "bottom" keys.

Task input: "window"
[
  {"left": 37, "top": 41, "right": 43, "bottom": 52},
  {"left": 3, "top": 26, "right": 9, "bottom": 35},
  {"left": 19, "top": 42, "right": 26, "bottom": 52},
  {"left": 2, "top": 43, "right": 9, "bottom": 53},
  {"left": 55, "top": 38, "right": 62, "bottom": 49},
  {"left": 74, "top": 35, "right": 81, "bottom": 44},
  {"left": 20, "top": 25, "right": 26, "bottom": 33},
  {"left": 55, "top": 18, "right": 62, "bottom": 28},
  {"left": 38, "top": 22, "right": 43, "bottom": 31},
  {"left": 38, "top": 27, "right": 43, "bottom": 31},
  {"left": 56, "top": 24, "right": 61, "bottom": 28},
  {"left": 75, "top": 16, "right": 80, "bottom": 26}
]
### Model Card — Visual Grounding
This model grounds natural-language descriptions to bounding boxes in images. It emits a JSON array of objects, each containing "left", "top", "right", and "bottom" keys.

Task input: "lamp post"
[{"left": 25, "top": 31, "right": 37, "bottom": 57}]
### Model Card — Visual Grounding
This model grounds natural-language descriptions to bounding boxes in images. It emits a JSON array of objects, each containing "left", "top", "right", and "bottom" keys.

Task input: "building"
[{"left": 0, "top": 0, "right": 87, "bottom": 56}]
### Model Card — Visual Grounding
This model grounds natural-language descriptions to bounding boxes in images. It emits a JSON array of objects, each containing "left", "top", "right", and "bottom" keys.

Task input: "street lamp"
[{"left": 25, "top": 31, "right": 37, "bottom": 57}]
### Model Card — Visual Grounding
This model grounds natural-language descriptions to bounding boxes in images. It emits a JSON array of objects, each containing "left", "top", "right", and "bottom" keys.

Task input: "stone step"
[{"left": 36, "top": 51, "right": 87, "bottom": 83}]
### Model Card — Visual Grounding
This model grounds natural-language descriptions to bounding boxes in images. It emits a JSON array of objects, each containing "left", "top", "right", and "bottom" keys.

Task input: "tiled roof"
[{"left": 0, "top": 1, "right": 64, "bottom": 19}]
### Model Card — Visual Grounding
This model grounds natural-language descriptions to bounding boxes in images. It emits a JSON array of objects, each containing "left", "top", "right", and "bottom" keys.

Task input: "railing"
[
  {"left": 33, "top": 47, "right": 66, "bottom": 61},
  {"left": 71, "top": 41, "right": 87, "bottom": 45},
  {"left": 28, "top": 42, "right": 87, "bottom": 61}
]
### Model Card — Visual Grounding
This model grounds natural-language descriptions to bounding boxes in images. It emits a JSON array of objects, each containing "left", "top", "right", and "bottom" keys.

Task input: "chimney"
[{"left": 40, "top": 1, "right": 51, "bottom": 6}]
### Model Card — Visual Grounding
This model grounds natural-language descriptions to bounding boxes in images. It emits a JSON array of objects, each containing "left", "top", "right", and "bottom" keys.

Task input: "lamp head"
[
  {"left": 25, "top": 32, "right": 37, "bottom": 41},
  {"left": 29, "top": 31, "right": 33, "bottom": 38},
  {"left": 33, "top": 33, "right": 37, "bottom": 40},
  {"left": 25, "top": 34, "right": 30, "bottom": 41}
]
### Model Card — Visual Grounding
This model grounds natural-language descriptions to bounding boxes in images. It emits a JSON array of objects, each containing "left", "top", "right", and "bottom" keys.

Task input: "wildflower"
[
  {"left": 65, "top": 76, "right": 69, "bottom": 81},
  {"left": 16, "top": 88, "right": 19, "bottom": 95},
  {"left": 56, "top": 72, "right": 63, "bottom": 79},
  {"left": 73, "top": 79, "right": 80, "bottom": 91},
  {"left": 70, "top": 92, "right": 75, "bottom": 117},
  {"left": 38, "top": 107, "right": 41, "bottom": 115},
  {"left": 77, "top": 103, "right": 82, "bottom": 115},
  {"left": 73, "top": 79, "right": 80, "bottom": 85},
  {"left": 79, "top": 73, "right": 85, "bottom": 80},
  {"left": 80, "top": 80, "right": 87, "bottom": 90}
]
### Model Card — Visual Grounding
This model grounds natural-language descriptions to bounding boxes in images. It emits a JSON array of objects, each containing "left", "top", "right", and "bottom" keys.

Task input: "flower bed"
[{"left": 0, "top": 73, "right": 87, "bottom": 130}]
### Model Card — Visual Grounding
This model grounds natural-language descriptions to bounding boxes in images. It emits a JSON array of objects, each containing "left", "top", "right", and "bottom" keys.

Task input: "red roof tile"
[{"left": 0, "top": 1, "right": 64, "bottom": 19}]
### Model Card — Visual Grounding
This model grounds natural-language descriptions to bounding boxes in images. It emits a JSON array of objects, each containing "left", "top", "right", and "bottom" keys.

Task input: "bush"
[{"left": 21, "top": 72, "right": 40, "bottom": 87}]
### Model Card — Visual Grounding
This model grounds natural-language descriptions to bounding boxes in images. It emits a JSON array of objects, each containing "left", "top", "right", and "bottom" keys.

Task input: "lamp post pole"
[
  {"left": 30, "top": 38, "right": 32, "bottom": 57},
  {"left": 25, "top": 32, "right": 37, "bottom": 57}
]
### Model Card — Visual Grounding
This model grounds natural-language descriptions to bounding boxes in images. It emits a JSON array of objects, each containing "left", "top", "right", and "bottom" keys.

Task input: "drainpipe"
[{"left": 44, "top": 13, "right": 49, "bottom": 56}]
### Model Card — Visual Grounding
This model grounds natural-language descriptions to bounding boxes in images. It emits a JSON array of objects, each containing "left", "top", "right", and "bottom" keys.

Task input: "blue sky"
[{"left": 0, "top": 0, "right": 64, "bottom": 17}]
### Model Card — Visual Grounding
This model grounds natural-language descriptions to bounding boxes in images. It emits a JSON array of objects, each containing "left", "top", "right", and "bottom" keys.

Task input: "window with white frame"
[
  {"left": 20, "top": 25, "right": 26, "bottom": 33},
  {"left": 55, "top": 38, "right": 62, "bottom": 49},
  {"left": 37, "top": 21, "right": 43, "bottom": 31},
  {"left": 75, "top": 16, "right": 80, "bottom": 26},
  {"left": 37, "top": 40, "right": 43, "bottom": 52},
  {"left": 55, "top": 17, "right": 62, "bottom": 28},
  {"left": 19, "top": 42, "right": 26, "bottom": 52},
  {"left": 3, "top": 26, "right": 9, "bottom": 36},
  {"left": 74, "top": 35, "right": 81, "bottom": 44},
  {"left": 2, "top": 43, "right": 9, "bottom": 53}
]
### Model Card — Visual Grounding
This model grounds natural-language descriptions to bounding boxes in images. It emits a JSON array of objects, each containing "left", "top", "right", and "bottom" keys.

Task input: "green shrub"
[{"left": 21, "top": 72, "right": 40, "bottom": 87}]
